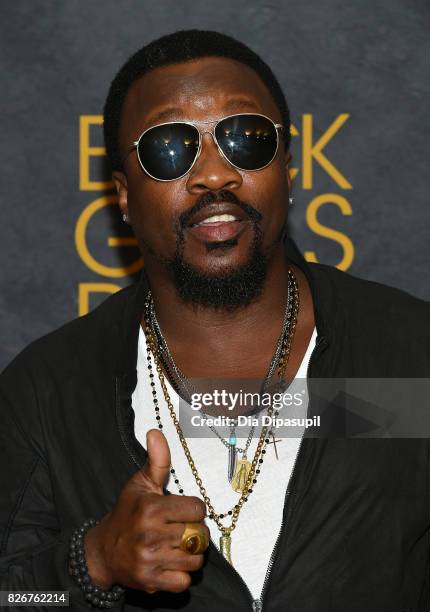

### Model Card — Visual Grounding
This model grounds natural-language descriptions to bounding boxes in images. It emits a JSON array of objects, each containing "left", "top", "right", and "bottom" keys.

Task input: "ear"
[{"left": 113, "top": 171, "right": 129, "bottom": 223}]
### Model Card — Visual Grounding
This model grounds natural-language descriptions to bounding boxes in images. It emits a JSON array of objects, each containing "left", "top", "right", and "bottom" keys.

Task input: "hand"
[{"left": 83, "top": 429, "right": 208, "bottom": 594}]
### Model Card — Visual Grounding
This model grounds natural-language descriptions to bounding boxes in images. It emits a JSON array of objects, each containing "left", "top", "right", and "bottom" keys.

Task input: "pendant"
[
  {"left": 267, "top": 430, "right": 282, "bottom": 460},
  {"left": 227, "top": 430, "right": 237, "bottom": 482},
  {"left": 220, "top": 533, "right": 232, "bottom": 564},
  {"left": 228, "top": 442, "right": 237, "bottom": 482},
  {"left": 231, "top": 457, "right": 252, "bottom": 493}
]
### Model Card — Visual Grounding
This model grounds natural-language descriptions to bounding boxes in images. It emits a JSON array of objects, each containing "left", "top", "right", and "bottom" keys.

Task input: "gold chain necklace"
[
  {"left": 142, "top": 269, "right": 300, "bottom": 563},
  {"left": 149, "top": 269, "right": 299, "bottom": 487}
]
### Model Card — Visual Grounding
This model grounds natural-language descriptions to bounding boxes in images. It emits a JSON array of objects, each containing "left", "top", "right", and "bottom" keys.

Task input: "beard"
[
  {"left": 145, "top": 190, "right": 286, "bottom": 312},
  {"left": 165, "top": 223, "right": 269, "bottom": 312}
]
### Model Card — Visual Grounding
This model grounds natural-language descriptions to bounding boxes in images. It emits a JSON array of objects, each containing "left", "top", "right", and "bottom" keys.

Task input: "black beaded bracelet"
[{"left": 68, "top": 518, "right": 125, "bottom": 609}]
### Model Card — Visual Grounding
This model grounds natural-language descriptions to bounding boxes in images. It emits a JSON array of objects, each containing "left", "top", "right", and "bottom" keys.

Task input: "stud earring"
[
  {"left": 289, "top": 196, "right": 294, "bottom": 206},
  {"left": 122, "top": 213, "right": 129, "bottom": 223}
]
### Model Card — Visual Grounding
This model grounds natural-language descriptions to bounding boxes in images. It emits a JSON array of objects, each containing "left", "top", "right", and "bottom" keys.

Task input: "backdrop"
[{"left": 1, "top": 0, "right": 429, "bottom": 370}]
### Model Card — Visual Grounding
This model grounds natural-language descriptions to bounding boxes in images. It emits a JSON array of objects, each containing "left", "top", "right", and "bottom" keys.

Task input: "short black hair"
[{"left": 103, "top": 29, "right": 291, "bottom": 172}]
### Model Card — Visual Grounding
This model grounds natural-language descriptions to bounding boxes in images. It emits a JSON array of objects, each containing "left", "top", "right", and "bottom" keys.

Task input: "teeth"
[{"left": 198, "top": 214, "right": 238, "bottom": 225}]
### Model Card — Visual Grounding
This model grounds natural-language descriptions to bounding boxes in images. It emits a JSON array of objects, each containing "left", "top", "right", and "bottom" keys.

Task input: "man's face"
[{"left": 114, "top": 56, "right": 292, "bottom": 308}]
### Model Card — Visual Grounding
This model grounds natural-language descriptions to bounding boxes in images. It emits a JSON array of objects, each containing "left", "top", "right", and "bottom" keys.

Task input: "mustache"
[{"left": 177, "top": 190, "right": 262, "bottom": 231}]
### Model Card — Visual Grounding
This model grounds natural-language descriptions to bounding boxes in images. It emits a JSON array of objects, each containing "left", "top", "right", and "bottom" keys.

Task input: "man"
[{"left": 0, "top": 29, "right": 429, "bottom": 612}]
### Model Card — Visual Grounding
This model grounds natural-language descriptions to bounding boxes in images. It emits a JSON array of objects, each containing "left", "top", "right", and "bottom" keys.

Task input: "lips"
[
  {"left": 186, "top": 203, "right": 249, "bottom": 243},
  {"left": 194, "top": 213, "right": 238, "bottom": 225},
  {"left": 187, "top": 203, "right": 247, "bottom": 227}
]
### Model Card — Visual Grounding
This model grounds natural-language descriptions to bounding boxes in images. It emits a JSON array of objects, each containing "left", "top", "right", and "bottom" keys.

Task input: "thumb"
[{"left": 141, "top": 428, "right": 171, "bottom": 489}]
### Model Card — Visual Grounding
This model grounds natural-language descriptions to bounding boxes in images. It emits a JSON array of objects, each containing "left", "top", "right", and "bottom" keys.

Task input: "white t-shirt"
[{"left": 132, "top": 326, "right": 317, "bottom": 601}]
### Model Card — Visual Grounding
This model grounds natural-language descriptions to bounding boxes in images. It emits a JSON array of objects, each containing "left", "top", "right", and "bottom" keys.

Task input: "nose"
[{"left": 185, "top": 132, "right": 243, "bottom": 194}]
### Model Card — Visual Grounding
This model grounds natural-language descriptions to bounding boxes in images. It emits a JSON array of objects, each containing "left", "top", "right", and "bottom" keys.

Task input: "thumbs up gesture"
[{"left": 81, "top": 429, "right": 209, "bottom": 594}]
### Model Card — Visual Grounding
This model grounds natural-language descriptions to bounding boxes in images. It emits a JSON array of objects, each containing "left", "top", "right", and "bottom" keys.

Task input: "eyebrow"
[{"left": 144, "top": 98, "right": 260, "bottom": 126}]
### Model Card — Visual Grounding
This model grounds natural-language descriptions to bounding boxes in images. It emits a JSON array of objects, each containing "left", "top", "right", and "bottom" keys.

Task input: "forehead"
[{"left": 119, "top": 56, "right": 280, "bottom": 142}]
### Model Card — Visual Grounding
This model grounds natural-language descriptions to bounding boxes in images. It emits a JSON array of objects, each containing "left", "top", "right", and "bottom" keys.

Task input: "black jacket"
[{"left": 1, "top": 237, "right": 430, "bottom": 612}]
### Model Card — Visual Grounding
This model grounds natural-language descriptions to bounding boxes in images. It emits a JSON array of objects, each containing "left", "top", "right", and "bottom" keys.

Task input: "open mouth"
[
  {"left": 188, "top": 214, "right": 247, "bottom": 243},
  {"left": 186, "top": 205, "right": 249, "bottom": 243},
  {"left": 190, "top": 213, "right": 240, "bottom": 227}
]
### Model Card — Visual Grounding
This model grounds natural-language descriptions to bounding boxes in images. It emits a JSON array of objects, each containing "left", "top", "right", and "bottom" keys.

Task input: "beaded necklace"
[{"left": 141, "top": 268, "right": 300, "bottom": 563}]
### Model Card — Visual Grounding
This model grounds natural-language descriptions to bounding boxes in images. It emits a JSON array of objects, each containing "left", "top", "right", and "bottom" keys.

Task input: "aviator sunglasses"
[{"left": 121, "top": 112, "right": 284, "bottom": 181}]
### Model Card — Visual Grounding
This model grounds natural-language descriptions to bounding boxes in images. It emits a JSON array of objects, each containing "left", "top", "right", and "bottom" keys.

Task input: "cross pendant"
[{"left": 266, "top": 432, "right": 282, "bottom": 459}]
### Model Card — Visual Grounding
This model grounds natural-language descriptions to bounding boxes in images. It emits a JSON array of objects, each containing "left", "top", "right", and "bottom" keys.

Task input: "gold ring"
[{"left": 180, "top": 522, "right": 209, "bottom": 555}]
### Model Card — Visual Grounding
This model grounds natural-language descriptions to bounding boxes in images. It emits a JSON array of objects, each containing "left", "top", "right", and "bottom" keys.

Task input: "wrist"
[
  {"left": 84, "top": 522, "right": 115, "bottom": 590},
  {"left": 68, "top": 517, "right": 125, "bottom": 609}
]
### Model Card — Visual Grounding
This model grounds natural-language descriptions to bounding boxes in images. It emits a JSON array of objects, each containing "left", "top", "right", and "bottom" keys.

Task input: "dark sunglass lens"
[
  {"left": 137, "top": 123, "right": 199, "bottom": 180},
  {"left": 215, "top": 114, "right": 278, "bottom": 170}
]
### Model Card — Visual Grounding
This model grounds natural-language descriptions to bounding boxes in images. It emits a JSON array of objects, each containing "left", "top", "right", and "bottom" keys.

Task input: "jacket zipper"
[
  {"left": 253, "top": 334, "right": 327, "bottom": 612},
  {"left": 209, "top": 540, "right": 256, "bottom": 606}
]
